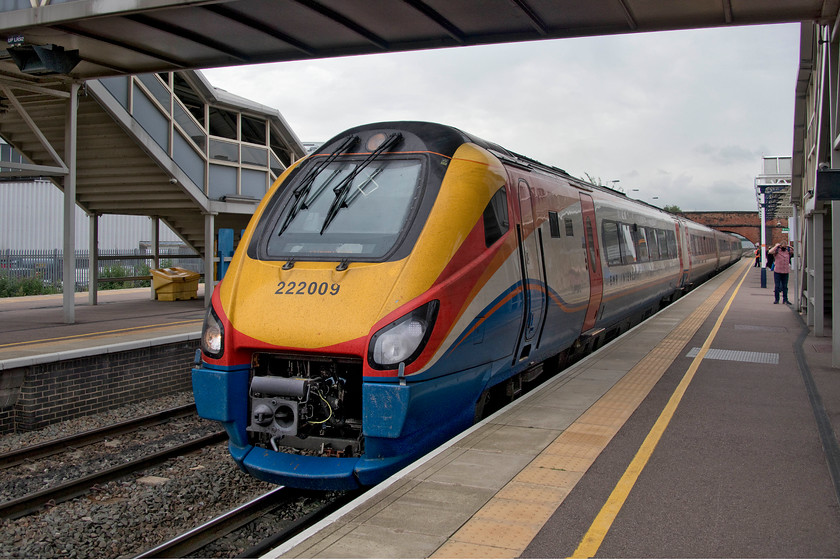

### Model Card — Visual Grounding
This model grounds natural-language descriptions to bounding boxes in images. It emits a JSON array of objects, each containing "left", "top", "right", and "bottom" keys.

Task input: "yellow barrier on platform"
[{"left": 151, "top": 267, "right": 199, "bottom": 301}]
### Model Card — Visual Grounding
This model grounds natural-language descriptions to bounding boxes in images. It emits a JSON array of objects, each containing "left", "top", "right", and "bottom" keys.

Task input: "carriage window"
[
  {"left": 548, "top": 211, "right": 562, "bottom": 238},
  {"left": 666, "top": 230, "right": 678, "bottom": 257},
  {"left": 565, "top": 217, "right": 575, "bottom": 237},
  {"left": 657, "top": 229, "right": 669, "bottom": 258},
  {"left": 483, "top": 186, "right": 509, "bottom": 247},
  {"left": 619, "top": 223, "right": 636, "bottom": 264},
  {"left": 602, "top": 221, "right": 621, "bottom": 265},
  {"left": 603, "top": 220, "right": 638, "bottom": 265},
  {"left": 635, "top": 227, "right": 649, "bottom": 261},
  {"left": 647, "top": 228, "right": 660, "bottom": 260}
]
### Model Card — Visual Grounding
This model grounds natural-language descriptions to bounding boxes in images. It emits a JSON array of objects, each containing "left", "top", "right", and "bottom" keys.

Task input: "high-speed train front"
[{"left": 192, "top": 122, "right": 540, "bottom": 489}]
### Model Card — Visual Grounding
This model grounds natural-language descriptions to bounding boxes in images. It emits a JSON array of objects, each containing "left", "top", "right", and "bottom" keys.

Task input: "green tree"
[{"left": 663, "top": 204, "right": 682, "bottom": 213}]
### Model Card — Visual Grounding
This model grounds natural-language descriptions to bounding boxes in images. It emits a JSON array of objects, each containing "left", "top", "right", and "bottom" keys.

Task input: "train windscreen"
[{"left": 262, "top": 156, "right": 424, "bottom": 259}]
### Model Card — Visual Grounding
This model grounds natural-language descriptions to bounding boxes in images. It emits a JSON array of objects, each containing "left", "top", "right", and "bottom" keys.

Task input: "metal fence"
[{"left": 0, "top": 248, "right": 203, "bottom": 291}]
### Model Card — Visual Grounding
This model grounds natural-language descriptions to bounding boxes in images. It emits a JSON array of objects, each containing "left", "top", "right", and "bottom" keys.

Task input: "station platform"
[
  {"left": 0, "top": 286, "right": 205, "bottom": 368},
  {"left": 270, "top": 260, "right": 840, "bottom": 558}
]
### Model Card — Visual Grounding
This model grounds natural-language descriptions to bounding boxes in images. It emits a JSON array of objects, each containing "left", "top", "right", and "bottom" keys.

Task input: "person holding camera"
[{"left": 768, "top": 242, "right": 793, "bottom": 305}]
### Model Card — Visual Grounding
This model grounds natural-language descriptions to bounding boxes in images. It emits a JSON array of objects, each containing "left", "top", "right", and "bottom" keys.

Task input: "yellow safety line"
[
  {"left": 570, "top": 262, "right": 752, "bottom": 558},
  {"left": 0, "top": 319, "right": 201, "bottom": 349}
]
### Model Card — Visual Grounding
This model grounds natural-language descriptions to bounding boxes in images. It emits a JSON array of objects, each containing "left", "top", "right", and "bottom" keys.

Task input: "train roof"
[
  {"left": 318, "top": 121, "right": 588, "bottom": 183},
  {"left": 314, "top": 122, "right": 733, "bottom": 238}
]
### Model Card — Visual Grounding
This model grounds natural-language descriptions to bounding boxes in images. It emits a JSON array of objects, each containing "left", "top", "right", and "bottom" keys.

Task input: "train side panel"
[
  {"left": 590, "top": 194, "right": 682, "bottom": 330},
  {"left": 683, "top": 221, "right": 720, "bottom": 286},
  {"left": 503, "top": 169, "right": 590, "bottom": 366}
]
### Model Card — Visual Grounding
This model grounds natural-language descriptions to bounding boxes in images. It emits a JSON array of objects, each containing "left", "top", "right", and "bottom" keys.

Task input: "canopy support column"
[
  {"left": 63, "top": 82, "right": 79, "bottom": 324},
  {"left": 204, "top": 212, "right": 215, "bottom": 307},
  {"left": 833, "top": 201, "right": 840, "bottom": 367},
  {"left": 89, "top": 212, "right": 98, "bottom": 306},
  {"left": 150, "top": 217, "right": 160, "bottom": 300}
]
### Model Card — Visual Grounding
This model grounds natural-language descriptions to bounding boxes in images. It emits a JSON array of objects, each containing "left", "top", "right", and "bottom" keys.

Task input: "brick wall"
[
  {"left": 0, "top": 340, "right": 199, "bottom": 434},
  {"left": 679, "top": 211, "right": 790, "bottom": 247}
]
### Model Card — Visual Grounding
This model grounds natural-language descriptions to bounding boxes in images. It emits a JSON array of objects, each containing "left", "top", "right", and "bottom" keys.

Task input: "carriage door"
[
  {"left": 674, "top": 222, "right": 687, "bottom": 288},
  {"left": 515, "top": 179, "right": 546, "bottom": 349},
  {"left": 580, "top": 193, "right": 602, "bottom": 333}
]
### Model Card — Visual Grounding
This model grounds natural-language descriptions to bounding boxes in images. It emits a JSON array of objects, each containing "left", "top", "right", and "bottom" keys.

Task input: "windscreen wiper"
[
  {"left": 320, "top": 132, "right": 403, "bottom": 235},
  {"left": 277, "top": 135, "right": 359, "bottom": 236}
]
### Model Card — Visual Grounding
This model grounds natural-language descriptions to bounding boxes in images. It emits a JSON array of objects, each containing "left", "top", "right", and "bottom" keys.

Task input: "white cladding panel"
[{"left": 0, "top": 181, "right": 182, "bottom": 251}]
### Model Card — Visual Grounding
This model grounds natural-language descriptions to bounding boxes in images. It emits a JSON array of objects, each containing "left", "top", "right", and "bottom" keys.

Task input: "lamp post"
[
  {"left": 631, "top": 189, "right": 659, "bottom": 204},
  {"left": 759, "top": 186, "right": 767, "bottom": 288}
]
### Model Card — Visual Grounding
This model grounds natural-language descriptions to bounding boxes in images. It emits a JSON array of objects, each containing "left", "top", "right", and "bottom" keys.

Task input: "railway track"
[
  {"left": 137, "top": 486, "right": 364, "bottom": 558},
  {"left": 0, "top": 403, "right": 197, "bottom": 468},
  {"left": 0, "top": 404, "right": 226, "bottom": 519}
]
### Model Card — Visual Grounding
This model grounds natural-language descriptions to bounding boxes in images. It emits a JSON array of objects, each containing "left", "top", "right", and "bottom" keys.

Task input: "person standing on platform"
[
  {"left": 768, "top": 242, "right": 792, "bottom": 304},
  {"left": 754, "top": 246, "right": 760, "bottom": 267}
]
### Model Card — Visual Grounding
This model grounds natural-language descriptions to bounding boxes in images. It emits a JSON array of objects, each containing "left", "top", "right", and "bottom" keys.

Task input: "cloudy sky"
[{"left": 203, "top": 23, "right": 799, "bottom": 212}]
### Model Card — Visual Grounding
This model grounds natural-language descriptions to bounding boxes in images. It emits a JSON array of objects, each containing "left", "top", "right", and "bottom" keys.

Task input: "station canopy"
[{"left": 0, "top": 0, "right": 835, "bottom": 82}]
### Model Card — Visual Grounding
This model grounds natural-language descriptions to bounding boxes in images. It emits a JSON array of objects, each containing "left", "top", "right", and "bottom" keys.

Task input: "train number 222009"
[{"left": 275, "top": 281, "right": 341, "bottom": 296}]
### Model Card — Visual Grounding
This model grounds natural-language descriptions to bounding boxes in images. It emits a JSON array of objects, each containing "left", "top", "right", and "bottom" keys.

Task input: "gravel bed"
[
  {"left": 0, "top": 392, "right": 195, "bottom": 454},
  {"left": 1, "top": 412, "right": 223, "bottom": 503},
  {"left": 0, "top": 391, "right": 339, "bottom": 559}
]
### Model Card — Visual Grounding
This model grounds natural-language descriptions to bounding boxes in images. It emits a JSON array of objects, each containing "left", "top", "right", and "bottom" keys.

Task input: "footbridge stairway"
[{"left": 0, "top": 71, "right": 305, "bottom": 261}]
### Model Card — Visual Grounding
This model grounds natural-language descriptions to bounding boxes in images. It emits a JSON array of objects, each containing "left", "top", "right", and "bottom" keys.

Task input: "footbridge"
[
  {"left": 678, "top": 211, "right": 787, "bottom": 247},
  {"left": 0, "top": 70, "right": 306, "bottom": 314}
]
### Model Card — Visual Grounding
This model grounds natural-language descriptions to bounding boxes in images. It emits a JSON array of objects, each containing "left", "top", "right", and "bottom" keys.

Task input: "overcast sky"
[{"left": 203, "top": 23, "right": 799, "bottom": 212}]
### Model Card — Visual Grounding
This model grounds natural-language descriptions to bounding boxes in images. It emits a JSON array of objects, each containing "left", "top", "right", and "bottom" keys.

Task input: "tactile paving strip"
[{"left": 686, "top": 347, "right": 779, "bottom": 364}]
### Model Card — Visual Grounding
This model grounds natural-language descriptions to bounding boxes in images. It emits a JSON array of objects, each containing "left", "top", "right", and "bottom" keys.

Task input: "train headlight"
[
  {"left": 201, "top": 306, "right": 224, "bottom": 359},
  {"left": 369, "top": 300, "right": 439, "bottom": 369}
]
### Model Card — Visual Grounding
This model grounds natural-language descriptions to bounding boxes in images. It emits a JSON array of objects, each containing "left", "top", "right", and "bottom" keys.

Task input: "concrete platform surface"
[{"left": 0, "top": 286, "right": 204, "bottom": 367}]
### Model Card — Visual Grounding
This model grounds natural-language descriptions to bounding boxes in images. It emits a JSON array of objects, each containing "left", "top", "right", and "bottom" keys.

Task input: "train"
[{"left": 192, "top": 121, "right": 741, "bottom": 490}]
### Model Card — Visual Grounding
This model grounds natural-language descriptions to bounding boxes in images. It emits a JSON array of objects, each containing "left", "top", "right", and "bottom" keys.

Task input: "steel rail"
[
  {"left": 136, "top": 486, "right": 365, "bottom": 559},
  {"left": 238, "top": 488, "right": 364, "bottom": 558},
  {"left": 0, "top": 403, "right": 197, "bottom": 468},
  {"left": 135, "top": 486, "right": 293, "bottom": 558},
  {"left": 0, "top": 430, "right": 227, "bottom": 519}
]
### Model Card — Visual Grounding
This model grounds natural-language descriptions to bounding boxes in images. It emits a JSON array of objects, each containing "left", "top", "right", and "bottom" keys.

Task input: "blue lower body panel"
[
  {"left": 192, "top": 364, "right": 249, "bottom": 447},
  {"left": 192, "top": 361, "right": 493, "bottom": 490},
  {"left": 235, "top": 443, "right": 427, "bottom": 490},
  {"left": 238, "top": 445, "right": 362, "bottom": 490}
]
